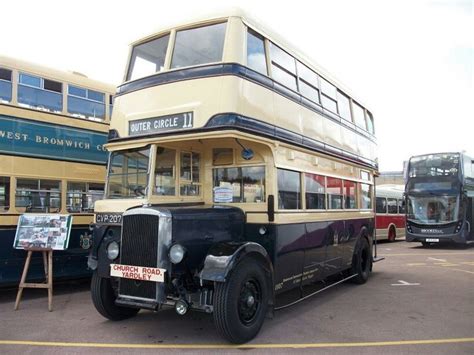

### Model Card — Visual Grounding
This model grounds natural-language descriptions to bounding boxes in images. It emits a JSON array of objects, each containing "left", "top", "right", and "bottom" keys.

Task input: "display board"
[{"left": 13, "top": 214, "right": 73, "bottom": 250}]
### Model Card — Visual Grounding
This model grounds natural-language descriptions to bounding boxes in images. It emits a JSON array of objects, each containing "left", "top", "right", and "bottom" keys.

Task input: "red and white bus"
[{"left": 375, "top": 185, "right": 406, "bottom": 242}]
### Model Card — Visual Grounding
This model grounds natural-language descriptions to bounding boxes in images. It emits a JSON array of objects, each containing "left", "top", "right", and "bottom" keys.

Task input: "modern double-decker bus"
[
  {"left": 88, "top": 10, "right": 378, "bottom": 343},
  {"left": 375, "top": 185, "right": 406, "bottom": 242},
  {"left": 0, "top": 55, "right": 114, "bottom": 285},
  {"left": 405, "top": 152, "right": 474, "bottom": 246}
]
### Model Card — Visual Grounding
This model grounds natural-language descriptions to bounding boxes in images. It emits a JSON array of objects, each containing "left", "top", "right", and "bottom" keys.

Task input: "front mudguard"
[{"left": 199, "top": 241, "right": 273, "bottom": 283}]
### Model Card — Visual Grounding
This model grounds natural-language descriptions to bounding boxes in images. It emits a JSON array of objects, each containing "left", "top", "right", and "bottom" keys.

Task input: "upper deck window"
[
  {"left": 320, "top": 78, "right": 338, "bottom": 114},
  {"left": 270, "top": 43, "right": 297, "bottom": 91},
  {"left": 352, "top": 101, "right": 367, "bottom": 130},
  {"left": 366, "top": 111, "right": 375, "bottom": 134},
  {"left": 68, "top": 84, "right": 105, "bottom": 120},
  {"left": 171, "top": 22, "right": 226, "bottom": 69},
  {"left": 0, "top": 68, "right": 12, "bottom": 103},
  {"left": 247, "top": 29, "right": 267, "bottom": 75},
  {"left": 337, "top": 91, "right": 351, "bottom": 121},
  {"left": 127, "top": 34, "right": 170, "bottom": 81},
  {"left": 297, "top": 62, "right": 320, "bottom": 104},
  {"left": 18, "top": 73, "right": 62, "bottom": 112}
]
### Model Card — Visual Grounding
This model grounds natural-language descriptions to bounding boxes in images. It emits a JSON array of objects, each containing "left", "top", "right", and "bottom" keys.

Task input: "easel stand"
[{"left": 14, "top": 247, "right": 53, "bottom": 312}]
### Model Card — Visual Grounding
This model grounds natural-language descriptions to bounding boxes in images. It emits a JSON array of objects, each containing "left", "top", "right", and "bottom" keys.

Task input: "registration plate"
[
  {"left": 95, "top": 213, "right": 122, "bottom": 225},
  {"left": 426, "top": 238, "right": 439, "bottom": 242},
  {"left": 110, "top": 263, "right": 165, "bottom": 283}
]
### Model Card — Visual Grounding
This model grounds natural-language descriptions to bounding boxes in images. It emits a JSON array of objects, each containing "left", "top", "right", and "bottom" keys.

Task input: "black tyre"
[
  {"left": 351, "top": 237, "right": 372, "bottom": 284},
  {"left": 213, "top": 258, "right": 269, "bottom": 344},
  {"left": 91, "top": 271, "right": 139, "bottom": 321}
]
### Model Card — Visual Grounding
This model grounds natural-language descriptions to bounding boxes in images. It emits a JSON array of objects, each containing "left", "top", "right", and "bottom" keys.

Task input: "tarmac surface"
[{"left": 0, "top": 240, "right": 473, "bottom": 354}]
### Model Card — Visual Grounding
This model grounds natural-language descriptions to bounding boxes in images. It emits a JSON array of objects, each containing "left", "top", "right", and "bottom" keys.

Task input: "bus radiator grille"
[{"left": 119, "top": 214, "right": 159, "bottom": 300}]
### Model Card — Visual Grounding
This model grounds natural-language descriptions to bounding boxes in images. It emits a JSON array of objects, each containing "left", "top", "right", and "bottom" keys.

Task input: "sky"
[{"left": 1, "top": 0, "right": 472, "bottom": 172}]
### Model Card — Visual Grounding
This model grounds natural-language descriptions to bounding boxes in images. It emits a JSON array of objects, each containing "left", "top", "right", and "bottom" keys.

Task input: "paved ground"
[{"left": 0, "top": 240, "right": 473, "bottom": 354}]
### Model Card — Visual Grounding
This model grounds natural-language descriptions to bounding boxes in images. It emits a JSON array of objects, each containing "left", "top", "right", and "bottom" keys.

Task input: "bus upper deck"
[{"left": 108, "top": 10, "right": 376, "bottom": 170}]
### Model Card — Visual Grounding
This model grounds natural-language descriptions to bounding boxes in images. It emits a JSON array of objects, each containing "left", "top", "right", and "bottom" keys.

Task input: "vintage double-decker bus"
[
  {"left": 375, "top": 185, "right": 406, "bottom": 242},
  {"left": 89, "top": 10, "right": 378, "bottom": 343},
  {"left": 405, "top": 152, "right": 474, "bottom": 246},
  {"left": 0, "top": 56, "right": 114, "bottom": 285}
]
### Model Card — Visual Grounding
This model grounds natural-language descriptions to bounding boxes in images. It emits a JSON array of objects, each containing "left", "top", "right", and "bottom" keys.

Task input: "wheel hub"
[{"left": 238, "top": 279, "right": 261, "bottom": 324}]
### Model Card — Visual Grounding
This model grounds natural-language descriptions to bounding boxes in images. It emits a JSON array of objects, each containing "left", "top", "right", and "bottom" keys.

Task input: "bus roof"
[
  {"left": 130, "top": 8, "right": 369, "bottom": 111},
  {"left": 0, "top": 55, "right": 116, "bottom": 93}
]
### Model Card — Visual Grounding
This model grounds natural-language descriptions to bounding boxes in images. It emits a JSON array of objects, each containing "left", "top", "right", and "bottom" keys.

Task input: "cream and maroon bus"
[
  {"left": 88, "top": 10, "right": 378, "bottom": 343},
  {"left": 0, "top": 55, "right": 114, "bottom": 285},
  {"left": 375, "top": 185, "right": 406, "bottom": 242}
]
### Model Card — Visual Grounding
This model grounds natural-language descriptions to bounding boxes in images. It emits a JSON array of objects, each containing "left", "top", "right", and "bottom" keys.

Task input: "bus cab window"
[
  {"left": 213, "top": 166, "right": 265, "bottom": 203},
  {"left": 154, "top": 148, "right": 176, "bottom": 196},
  {"left": 327, "top": 177, "right": 343, "bottom": 209},
  {"left": 16, "top": 179, "right": 61, "bottom": 213},
  {"left": 180, "top": 152, "right": 201, "bottom": 196},
  {"left": 0, "top": 177, "right": 10, "bottom": 212}
]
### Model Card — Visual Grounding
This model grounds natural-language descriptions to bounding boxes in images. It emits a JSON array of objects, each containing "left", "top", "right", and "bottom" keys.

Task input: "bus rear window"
[{"left": 171, "top": 22, "right": 226, "bottom": 69}]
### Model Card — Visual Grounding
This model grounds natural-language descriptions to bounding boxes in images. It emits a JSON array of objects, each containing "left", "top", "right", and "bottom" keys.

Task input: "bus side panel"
[{"left": 273, "top": 224, "right": 306, "bottom": 294}]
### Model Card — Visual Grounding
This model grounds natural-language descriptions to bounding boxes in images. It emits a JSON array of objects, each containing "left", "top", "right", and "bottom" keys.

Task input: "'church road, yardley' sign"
[{"left": 128, "top": 112, "right": 193, "bottom": 136}]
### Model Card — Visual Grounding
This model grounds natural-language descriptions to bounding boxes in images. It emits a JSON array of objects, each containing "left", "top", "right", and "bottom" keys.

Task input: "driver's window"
[{"left": 154, "top": 148, "right": 176, "bottom": 196}]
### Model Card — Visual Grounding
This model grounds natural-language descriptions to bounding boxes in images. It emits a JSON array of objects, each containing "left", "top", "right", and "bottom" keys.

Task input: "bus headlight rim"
[
  {"left": 169, "top": 244, "right": 186, "bottom": 264},
  {"left": 106, "top": 241, "right": 120, "bottom": 260}
]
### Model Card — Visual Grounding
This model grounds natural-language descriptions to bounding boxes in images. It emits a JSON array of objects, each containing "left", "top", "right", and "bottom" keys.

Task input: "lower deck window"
[
  {"left": 360, "top": 183, "right": 372, "bottom": 209},
  {"left": 387, "top": 198, "right": 398, "bottom": 214},
  {"left": 15, "top": 179, "right": 61, "bottom": 213},
  {"left": 327, "top": 177, "right": 343, "bottom": 209},
  {"left": 0, "top": 177, "right": 10, "bottom": 212},
  {"left": 305, "top": 173, "right": 325, "bottom": 209},
  {"left": 67, "top": 182, "right": 104, "bottom": 212},
  {"left": 213, "top": 166, "right": 265, "bottom": 203},
  {"left": 376, "top": 197, "right": 387, "bottom": 213},
  {"left": 344, "top": 180, "right": 357, "bottom": 209},
  {"left": 277, "top": 169, "right": 300, "bottom": 209}
]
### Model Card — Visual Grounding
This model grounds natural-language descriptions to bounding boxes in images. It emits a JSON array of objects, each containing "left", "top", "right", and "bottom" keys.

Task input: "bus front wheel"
[
  {"left": 91, "top": 271, "right": 139, "bottom": 321},
  {"left": 213, "top": 258, "right": 269, "bottom": 344}
]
